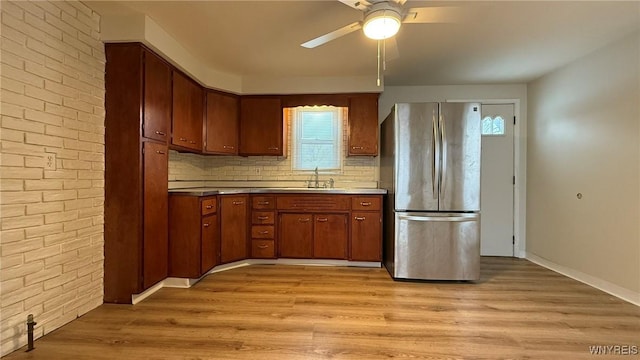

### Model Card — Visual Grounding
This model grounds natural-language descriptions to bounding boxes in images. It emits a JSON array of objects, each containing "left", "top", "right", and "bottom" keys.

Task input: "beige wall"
[
  {"left": 0, "top": 1, "right": 105, "bottom": 355},
  {"left": 527, "top": 31, "right": 640, "bottom": 298}
]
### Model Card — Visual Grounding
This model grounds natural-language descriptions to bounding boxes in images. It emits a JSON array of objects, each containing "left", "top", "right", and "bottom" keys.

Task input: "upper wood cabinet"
[
  {"left": 239, "top": 97, "right": 286, "bottom": 156},
  {"left": 205, "top": 91, "right": 239, "bottom": 155},
  {"left": 348, "top": 94, "right": 379, "bottom": 156},
  {"left": 143, "top": 51, "right": 171, "bottom": 143},
  {"left": 172, "top": 71, "right": 203, "bottom": 152}
]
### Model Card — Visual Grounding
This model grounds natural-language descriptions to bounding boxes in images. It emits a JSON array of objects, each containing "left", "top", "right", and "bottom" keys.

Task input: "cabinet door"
[
  {"left": 314, "top": 214, "right": 348, "bottom": 259},
  {"left": 205, "top": 91, "right": 238, "bottom": 154},
  {"left": 239, "top": 97, "right": 285, "bottom": 156},
  {"left": 348, "top": 95, "right": 378, "bottom": 156},
  {"left": 350, "top": 211, "right": 382, "bottom": 261},
  {"left": 143, "top": 50, "right": 171, "bottom": 143},
  {"left": 279, "top": 213, "right": 313, "bottom": 258},
  {"left": 201, "top": 214, "right": 219, "bottom": 274},
  {"left": 220, "top": 195, "right": 248, "bottom": 263},
  {"left": 143, "top": 141, "right": 168, "bottom": 289},
  {"left": 172, "top": 72, "right": 203, "bottom": 151}
]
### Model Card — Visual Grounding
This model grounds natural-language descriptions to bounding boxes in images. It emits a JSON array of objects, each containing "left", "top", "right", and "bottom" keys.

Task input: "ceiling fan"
[{"left": 301, "top": 0, "right": 460, "bottom": 49}]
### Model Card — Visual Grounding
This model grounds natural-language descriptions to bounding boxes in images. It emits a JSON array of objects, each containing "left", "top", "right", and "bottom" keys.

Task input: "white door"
[{"left": 480, "top": 104, "right": 514, "bottom": 256}]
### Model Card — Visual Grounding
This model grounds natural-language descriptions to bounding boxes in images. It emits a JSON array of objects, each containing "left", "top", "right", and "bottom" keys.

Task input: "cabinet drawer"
[
  {"left": 201, "top": 197, "right": 217, "bottom": 215},
  {"left": 251, "top": 225, "right": 274, "bottom": 239},
  {"left": 351, "top": 196, "right": 381, "bottom": 211},
  {"left": 277, "top": 195, "right": 350, "bottom": 211},
  {"left": 251, "top": 239, "right": 275, "bottom": 258},
  {"left": 252, "top": 196, "right": 275, "bottom": 210},
  {"left": 252, "top": 211, "right": 274, "bottom": 225}
]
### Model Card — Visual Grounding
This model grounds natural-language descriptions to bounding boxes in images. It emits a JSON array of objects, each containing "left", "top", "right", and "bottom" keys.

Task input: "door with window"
[{"left": 480, "top": 104, "right": 514, "bottom": 256}]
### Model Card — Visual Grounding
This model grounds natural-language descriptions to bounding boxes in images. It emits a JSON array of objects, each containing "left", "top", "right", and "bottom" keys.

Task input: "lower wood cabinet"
[
  {"left": 168, "top": 195, "right": 219, "bottom": 278},
  {"left": 279, "top": 213, "right": 313, "bottom": 258},
  {"left": 313, "top": 214, "right": 348, "bottom": 259},
  {"left": 350, "top": 211, "right": 382, "bottom": 261},
  {"left": 220, "top": 195, "right": 248, "bottom": 263}
]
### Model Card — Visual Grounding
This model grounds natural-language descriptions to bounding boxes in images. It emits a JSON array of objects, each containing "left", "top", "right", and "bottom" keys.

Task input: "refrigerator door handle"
[
  {"left": 432, "top": 113, "right": 439, "bottom": 199},
  {"left": 398, "top": 213, "right": 478, "bottom": 222},
  {"left": 439, "top": 113, "right": 448, "bottom": 197}
]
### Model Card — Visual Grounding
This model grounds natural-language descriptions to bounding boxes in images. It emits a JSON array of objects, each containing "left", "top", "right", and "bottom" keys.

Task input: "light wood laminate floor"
[{"left": 4, "top": 257, "right": 639, "bottom": 359}]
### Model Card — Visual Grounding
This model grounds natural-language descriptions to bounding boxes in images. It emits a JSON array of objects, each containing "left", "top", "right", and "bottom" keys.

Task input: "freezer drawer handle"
[{"left": 399, "top": 214, "right": 477, "bottom": 222}]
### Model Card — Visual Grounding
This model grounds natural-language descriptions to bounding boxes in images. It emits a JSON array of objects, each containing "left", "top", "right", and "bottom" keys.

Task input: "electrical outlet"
[
  {"left": 44, "top": 153, "right": 56, "bottom": 170},
  {"left": 254, "top": 167, "right": 261, "bottom": 175}
]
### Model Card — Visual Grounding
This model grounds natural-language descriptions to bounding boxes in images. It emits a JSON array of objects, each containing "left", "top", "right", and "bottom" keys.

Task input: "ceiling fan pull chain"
[
  {"left": 383, "top": 38, "right": 387, "bottom": 71},
  {"left": 377, "top": 40, "right": 381, "bottom": 86}
]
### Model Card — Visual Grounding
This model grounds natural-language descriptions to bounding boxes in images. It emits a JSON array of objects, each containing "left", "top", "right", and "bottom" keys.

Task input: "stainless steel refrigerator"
[{"left": 380, "top": 102, "right": 481, "bottom": 281}]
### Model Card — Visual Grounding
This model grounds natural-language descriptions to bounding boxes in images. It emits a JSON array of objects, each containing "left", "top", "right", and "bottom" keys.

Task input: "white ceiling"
[{"left": 88, "top": 1, "right": 640, "bottom": 86}]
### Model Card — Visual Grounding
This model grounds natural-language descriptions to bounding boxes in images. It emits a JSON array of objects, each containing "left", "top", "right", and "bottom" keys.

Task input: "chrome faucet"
[{"left": 313, "top": 167, "right": 319, "bottom": 188}]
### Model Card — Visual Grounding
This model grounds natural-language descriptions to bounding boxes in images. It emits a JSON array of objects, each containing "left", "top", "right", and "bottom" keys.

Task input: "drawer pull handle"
[
  {"left": 189, "top": 140, "right": 197, "bottom": 144},
  {"left": 257, "top": 216, "right": 269, "bottom": 220},
  {"left": 155, "top": 131, "right": 166, "bottom": 136},
  {"left": 232, "top": 201, "right": 244, "bottom": 205},
  {"left": 203, "top": 223, "right": 210, "bottom": 227},
  {"left": 267, "top": 146, "right": 279, "bottom": 150},
  {"left": 257, "top": 244, "right": 269, "bottom": 249},
  {"left": 360, "top": 202, "right": 371, "bottom": 206},
  {"left": 156, "top": 150, "right": 166, "bottom": 155},
  {"left": 179, "top": 137, "right": 187, "bottom": 142},
  {"left": 205, "top": 205, "right": 213, "bottom": 209},
  {"left": 298, "top": 218, "right": 310, "bottom": 223},
  {"left": 317, "top": 218, "right": 328, "bottom": 222},
  {"left": 259, "top": 231, "right": 269, "bottom": 235},
  {"left": 223, "top": 145, "right": 235, "bottom": 149},
  {"left": 352, "top": 146, "right": 364, "bottom": 150},
  {"left": 258, "top": 201, "right": 270, "bottom": 205},
  {"left": 355, "top": 216, "right": 366, "bottom": 221}
]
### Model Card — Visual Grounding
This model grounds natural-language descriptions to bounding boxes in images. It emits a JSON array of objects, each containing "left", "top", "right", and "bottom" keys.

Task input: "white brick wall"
[
  {"left": 0, "top": 1, "right": 104, "bottom": 355},
  {"left": 169, "top": 114, "right": 378, "bottom": 186}
]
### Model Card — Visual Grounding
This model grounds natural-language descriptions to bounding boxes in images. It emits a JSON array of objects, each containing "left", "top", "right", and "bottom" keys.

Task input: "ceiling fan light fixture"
[{"left": 362, "top": 8, "right": 401, "bottom": 40}]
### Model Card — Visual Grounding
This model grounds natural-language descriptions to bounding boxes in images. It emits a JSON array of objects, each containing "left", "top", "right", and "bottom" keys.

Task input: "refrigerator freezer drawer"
[{"left": 391, "top": 212, "right": 480, "bottom": 281}]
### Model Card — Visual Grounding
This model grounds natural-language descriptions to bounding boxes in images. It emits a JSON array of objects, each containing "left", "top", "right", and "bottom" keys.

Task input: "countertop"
[{"left": 168, "top": 187, "right": 387, "bottom": 196}]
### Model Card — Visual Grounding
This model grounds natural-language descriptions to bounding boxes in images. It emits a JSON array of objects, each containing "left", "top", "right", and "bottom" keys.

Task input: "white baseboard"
[
  {"left": 130, "top": 259, "right": 381, "bottom": 304},
  {"left": 526, "top": 252, "right": 640, "bottom": 306}
]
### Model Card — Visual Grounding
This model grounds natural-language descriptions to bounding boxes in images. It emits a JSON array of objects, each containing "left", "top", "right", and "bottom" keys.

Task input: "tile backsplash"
[{"left": 168, "top": 150, "right": 378, "bottom": 189}]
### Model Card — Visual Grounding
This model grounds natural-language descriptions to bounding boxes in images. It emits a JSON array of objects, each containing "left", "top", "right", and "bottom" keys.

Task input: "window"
[
  {"left": 290, "top": 106, "right": 343, "bottom": 172},
  {"left": 482, "top": 116, "right": 505, "bottom": 136}
]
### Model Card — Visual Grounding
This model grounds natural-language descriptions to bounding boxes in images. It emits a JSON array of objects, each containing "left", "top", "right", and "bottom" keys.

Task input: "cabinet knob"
[
  {"left": 354, "top": 216, "right": 366, "bottom": 221},
  {"left": 360, "top": 202, "right": 371, "bottom": 206},
  {"left": 232, "top": 201, "right": 244, "bottom": 205},
  {"left": 155, "top": 131, "right": 166, "bottom": 136},
  {"left": 316, "top": 218, "right": 328, "bottom": 222}
]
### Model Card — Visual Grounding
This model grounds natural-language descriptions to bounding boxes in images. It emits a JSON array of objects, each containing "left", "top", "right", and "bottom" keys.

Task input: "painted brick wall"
[
  {"left": 0, "top": 1, "right": 105, "bottom": 355},
  {"left": 169, "top": 115, "right": 378, "bottom": 186}
]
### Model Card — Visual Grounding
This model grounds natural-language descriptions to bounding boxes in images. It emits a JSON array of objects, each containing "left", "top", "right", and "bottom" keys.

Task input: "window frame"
[{"left": 290, "top": 106, "right": 343, "bottom": 173}]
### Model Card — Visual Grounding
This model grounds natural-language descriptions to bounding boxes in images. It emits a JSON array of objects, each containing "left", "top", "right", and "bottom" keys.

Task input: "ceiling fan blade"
[
  {"left": 393, "top": 0, "right": 407, "bottom": 5},
  {"left": 384, "top": 37, "right": 399, "bottom": 62},
  {"left": 338, "top": 0, "right": 371, "bottom": 11},
  {"left": 403, "top": 6, "right": 465, "bottom": 24},
  {"left": 301, "top": 21, "right": 363, "bottom": 48}
]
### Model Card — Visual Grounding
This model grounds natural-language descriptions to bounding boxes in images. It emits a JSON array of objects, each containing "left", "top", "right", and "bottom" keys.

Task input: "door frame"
[{"left": 446, "top": 99, "right": 525, "bottom": 258}]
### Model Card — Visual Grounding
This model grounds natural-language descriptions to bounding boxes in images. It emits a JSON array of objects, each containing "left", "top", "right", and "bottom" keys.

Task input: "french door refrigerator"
[{"left": 380, "top": 102, "right": 481, "bottom": 281}]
